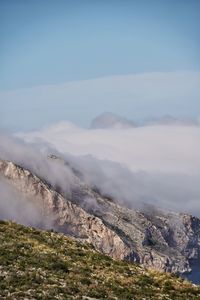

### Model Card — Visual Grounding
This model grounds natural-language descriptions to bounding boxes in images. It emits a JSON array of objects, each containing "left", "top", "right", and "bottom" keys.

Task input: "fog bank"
[{"left": 0, "top": 122, "right": 200, "bottom": 219}]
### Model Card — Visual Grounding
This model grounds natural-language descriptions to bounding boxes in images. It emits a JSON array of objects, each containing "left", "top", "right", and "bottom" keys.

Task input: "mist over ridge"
[{"left": 0, "top": 114, "right": 199, "bottom": 218}]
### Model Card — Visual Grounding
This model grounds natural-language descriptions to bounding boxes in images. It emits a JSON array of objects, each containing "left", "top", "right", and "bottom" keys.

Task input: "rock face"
[
  {"left": 0, "top": 160, "right": 129, "bottom": 260},
  {"left": 0, "top": 158, "right": 200, "bottom": 276}
]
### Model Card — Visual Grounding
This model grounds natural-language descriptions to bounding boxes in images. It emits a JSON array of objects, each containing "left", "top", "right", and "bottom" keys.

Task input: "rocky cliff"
[{"left": 0, "top": 158, "right": 200, "bottom": 277}]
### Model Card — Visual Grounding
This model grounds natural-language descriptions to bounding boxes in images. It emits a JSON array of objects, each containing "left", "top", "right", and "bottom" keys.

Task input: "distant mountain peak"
[{"left": 90, "top": 112, "right": 136, "bottom": 129}]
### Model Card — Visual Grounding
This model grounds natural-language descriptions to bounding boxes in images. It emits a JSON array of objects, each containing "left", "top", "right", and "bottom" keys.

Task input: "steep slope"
[
  {"left": 0, "top": 158, "right": 200, "bottom": 278},
  {"left": 0, "top": 160, "right": 129, "bottom": 260},
  {"left": 0, "top": 220, "right": 200, "bottom": 300}
]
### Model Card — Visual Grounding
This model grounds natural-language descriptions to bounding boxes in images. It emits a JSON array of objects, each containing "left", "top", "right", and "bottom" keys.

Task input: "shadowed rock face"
[{"left": 0, "top": 158, "right": 200, "bottom": 277}]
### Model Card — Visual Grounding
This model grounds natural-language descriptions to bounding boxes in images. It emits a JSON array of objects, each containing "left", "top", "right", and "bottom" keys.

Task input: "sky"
[
  {"left": 1, "top": 0, "right": 200, "bottom": 90},
  {"left": 0, "top": 0, "right": 200, "bottom": 129}
]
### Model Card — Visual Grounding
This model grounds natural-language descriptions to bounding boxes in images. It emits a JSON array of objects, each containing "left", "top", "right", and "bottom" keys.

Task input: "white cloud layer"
[
  {"left": 15, "top": 121, "right": 200, "bottom": 216},
  {"left": 20, "top": 122, "right": 200, "bottom": 175}
]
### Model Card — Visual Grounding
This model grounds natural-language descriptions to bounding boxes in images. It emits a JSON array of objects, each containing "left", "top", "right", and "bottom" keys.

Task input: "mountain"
[
  {"left": 145, "top": 115, "right": 199, "bottom": 126},
  {"left": 90, "top": 113, "right": 199, "bottom": 129},
  {"left": 1, "top": 158, "right": 200, "bottom": 282},
  {"left": 0, "top": 220, "right": 200, "bottom": 299},
  {"left": 90, "top": 112, "right": 136, "bottom": 129}
]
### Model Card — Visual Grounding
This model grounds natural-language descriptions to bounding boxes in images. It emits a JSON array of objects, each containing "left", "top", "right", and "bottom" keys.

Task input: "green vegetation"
[{"left": 0, "top": 220, "right": 199, "bottom": 299}]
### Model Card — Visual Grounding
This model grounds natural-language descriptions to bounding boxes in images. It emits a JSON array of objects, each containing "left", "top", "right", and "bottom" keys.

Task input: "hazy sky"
[
  {"left": 1, "top": 0, "right": 200, "bottom": 90},
  {"left": 0, "top": 0, "right": 200, "bottom": 129}
]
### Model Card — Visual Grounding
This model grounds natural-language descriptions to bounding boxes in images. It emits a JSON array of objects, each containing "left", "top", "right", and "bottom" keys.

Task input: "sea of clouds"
[{"left": 1, "top": 119, "right": 199, "bottom": 219}]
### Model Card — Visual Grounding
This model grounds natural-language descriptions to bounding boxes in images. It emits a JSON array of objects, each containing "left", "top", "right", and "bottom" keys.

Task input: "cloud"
[
  {"left": 0, "top": 116, "right": 200, "bottom": 220},
  {"left": 0, "top": 177, "right": 44, "bottom": 227},
  {"left": 63, "top": 154, "right": 200, "bottom": 216},
  {"left": 0, "top": 131, "right": 84, "bottom": 227},
  {"left": 13, "top": 121, "right": 200, "bottom": 217},
  {"left": 0, "top": 131, "right": 76, "bottom": 199},
  {"left": 19, "top": 122, "right": 200, "bottom": 175}
]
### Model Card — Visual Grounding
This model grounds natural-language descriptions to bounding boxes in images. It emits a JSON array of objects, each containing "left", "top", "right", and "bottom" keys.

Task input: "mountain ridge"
[
  {"left": 0, "top": 158, "right": 200, "bottom": 280},
  {"left": 90, "top": 112, "right": 136, "bottom": 129}
]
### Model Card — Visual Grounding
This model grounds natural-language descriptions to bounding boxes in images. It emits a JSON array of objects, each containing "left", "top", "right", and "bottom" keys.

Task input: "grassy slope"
[{"left": 0, "top": 220, "right": 200, "bottom": 300}]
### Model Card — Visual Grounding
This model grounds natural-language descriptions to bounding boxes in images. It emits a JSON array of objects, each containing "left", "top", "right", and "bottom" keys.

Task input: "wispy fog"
[
  {"left": 0, "top": 177, "right": 43, "bottom": 227},
  {"left": 19, "top": 121, "right": 200, "bottom": 216},
  {"left": 0, "top": 131, "right": 80, "bottom": 227},
  {"left": 66, "top": 155, "right": 200, "bottom": 216},
  {"left": 20, "top": 121, "right": 200, "bottom": 174},
  {"left": 0, "top": 121, "right": 200, "bottom": 220},
  {"left": 0, "top": 71, "right": 200, "bottom": 130},
  {"left": 0, "top": 131, "right": 76, "bottom": 197}
]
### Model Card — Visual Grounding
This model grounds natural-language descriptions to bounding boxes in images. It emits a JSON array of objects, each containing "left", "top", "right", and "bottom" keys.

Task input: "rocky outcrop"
[
  {"left": 0, "top": 158, "right": 200, "bottom": 276},
  {"left": 0, "top": 160, "right": 129, "bottom": 260}
]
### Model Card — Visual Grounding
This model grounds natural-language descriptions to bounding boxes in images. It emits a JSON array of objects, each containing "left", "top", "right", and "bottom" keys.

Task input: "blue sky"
[
  {"left": 0, "top": 0, "right": 200, "bottom": 90},
  {"left": 0, "top": 0, "right": 200, "bottom": 130}
]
